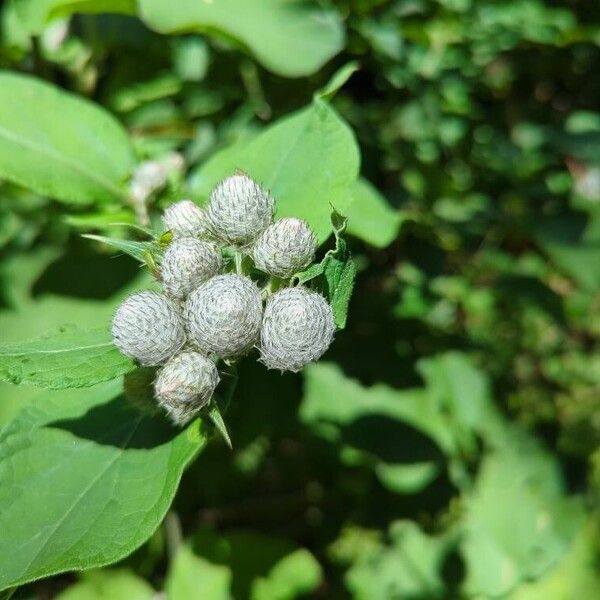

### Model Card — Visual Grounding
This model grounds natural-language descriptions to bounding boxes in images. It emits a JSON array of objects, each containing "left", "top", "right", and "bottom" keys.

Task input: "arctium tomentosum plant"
[{"left": 111, "top": 173, "right": 352, "bottom": 429}]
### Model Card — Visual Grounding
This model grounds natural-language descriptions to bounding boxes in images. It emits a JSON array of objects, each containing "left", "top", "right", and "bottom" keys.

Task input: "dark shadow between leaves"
[
  {"left": 336, "top": 414, "right": 444, "bottom": 465},
  {"left": 46, "top": 395, "right": 180, "bottom": 450}
]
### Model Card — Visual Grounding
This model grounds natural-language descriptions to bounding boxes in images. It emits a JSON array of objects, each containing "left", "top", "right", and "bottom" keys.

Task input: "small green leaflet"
[
  {"left": 0, "top": 327, "right": 133, "bottom": 389},
  {"left": 294, "top": 210, "right": 356, "bottom": 329},
  {"left": 82, "top": 234, "right": 161, "bottom": 265}
]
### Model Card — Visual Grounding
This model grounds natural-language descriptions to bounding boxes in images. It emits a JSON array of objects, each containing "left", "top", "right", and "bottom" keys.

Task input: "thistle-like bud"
[
  {"left": 185, "top": 273, "right": 262, "bottom": 358},
  {"left": 260, "top": 287, "right": 335, "bottom": 372},
  {"left": 112, "top": 291, "right": 186, "bottom": 366},
  {"left": 161, "top": 238, "right": 222, "bottom": 299},
  {"left": 252, "top": 218, "right": 317, "bottom": 278},
  {"left": 206, "top": 174, "right": 275, "bottom": 245},
  {"left": 154, "top": 351, "right": 219, "bottom": 425},
  {"left": 162, "top": 200, "right": 209, "bottom": 238}
]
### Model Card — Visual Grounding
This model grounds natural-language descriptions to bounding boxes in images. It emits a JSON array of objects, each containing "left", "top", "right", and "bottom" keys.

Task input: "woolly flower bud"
[
  {"left": 260, "top": 287, "right": 335, "bottom": 372},
  {"left": 112, "top": 291, "right": 186, "bottom": 366},
  {"left": 185, "top": 273, "right": 262, "bottom": 358},
  {"left": 163, "top": 200, "right": 209, "bottom": 238},
  {"left": 154, "top": 352, "right": 219, "bottom": 425},
  {"left": 206, "top": 174, "right": 275, "bottom": 245},
  {"left": 161, "top": 238, "right": 222, "bottom": 299},
  {"left": 253, "top": 218, "right": 317, "bottom": 278}
]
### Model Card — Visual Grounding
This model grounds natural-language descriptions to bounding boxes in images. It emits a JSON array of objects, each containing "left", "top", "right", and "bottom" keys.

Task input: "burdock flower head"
[
  {"left": 111, "top": 291, "right": 186, "bottom": 366},
  {"left": 185, "top": 273, "right": 263, "bottom": 358},
  {"left": 154, "top": 352, "right": 220, "bottom": 425},
  {"left": 259, "top": 287, "right": 335, "bottom": 372},
  {"left": 160, "top": 237, "right": 222, "bottom": 299},
  {"left": 206, "top": 173, "right": 275, "bottom": 246},
  {"left": 253, "top": 217, "right": 317, "bottom": 279}
]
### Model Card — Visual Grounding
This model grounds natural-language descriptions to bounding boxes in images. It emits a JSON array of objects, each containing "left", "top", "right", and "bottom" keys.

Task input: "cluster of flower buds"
[{"left": 112, "top": 173, "right": 335, "bottom": 425}]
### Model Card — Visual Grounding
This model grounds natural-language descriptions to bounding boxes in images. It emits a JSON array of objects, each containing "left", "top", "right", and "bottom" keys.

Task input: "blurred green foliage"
[{"left": 0, "top": 0, "right": 599, "bottom": 598}]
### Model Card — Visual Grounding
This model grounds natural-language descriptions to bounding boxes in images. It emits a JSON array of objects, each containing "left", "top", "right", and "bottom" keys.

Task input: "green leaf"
[
  {"left": 0, "top": 327, "right": 133, "bottom": 389},
  {"left": 295, "top": 211, "right": 356, "bottom": 329},
  {"left": 13, "top": 0, "right": 136, "bottom": 34},
  {"left": 301, "top": 355, "right": 501, "bottom": 494},
  {"left": 344, "top": 521, "right": 452, "bottom": 600},
  {"left": 138, "top": 0, "right": 344, "bottom": 78},
  {"left": 165, "top": 545, "right": 232, "bottom": 600},
  {"left": 82, "top": 234, "right": 160, "bottom": 264},
  {"left": 508, "top": 520, "right": 600, "bottom": 600},
  {"left": 0, "top": 72, "right": 135, "bottom": 205},
  {"left": 0, "top": 380, "right": 207, "bottom": 591},
  {"left": 251, "top": 549, "right": 322, "bottom": 600},
  {"left": 192, "top": 529, "right": 321, "bottom": 600},
  {"left": 346, "top": 179, "right": 403, "bottom": 248},
  {"left": 190, "top": 99, "right": 360, "bottom": 243},
  {"left": 534, "top": 215, "right": 600, "bottom": 291},
  {"left": 55, "top": 569, "right": 154, "bottom": 600},
  {"left": 460, "top": 432, "right": 585, "bottom": 597}
]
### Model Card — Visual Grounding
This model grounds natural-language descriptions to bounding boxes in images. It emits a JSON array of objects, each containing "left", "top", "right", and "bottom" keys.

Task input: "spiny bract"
[
  {"left": 162, "top": 199, "right": 209, "bottom": 238},
  {"left": 260, "top": 287, "right": 335, "bottom": 372},
  {"left": 154, "top": 351, "right": 219, "bottom": 425},
  {"left": 206, "top": 174, "right": 274, "bottom": 245},
  {"left": 253, "top": 217, "right": 317, "bottom": 278},
  {"left": 112, "top": 291, "right": 186, "bottom": 366},
  {"left": 185, "top": 273, "right": 262, "bottom": 358},
  {"left": 161, "top": 237, "right": 222, "bottom": 299}
]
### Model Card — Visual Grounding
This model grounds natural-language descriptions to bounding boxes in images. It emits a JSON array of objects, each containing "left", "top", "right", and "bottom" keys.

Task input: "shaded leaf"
[{"left": 0, "top": 380, "right": 207, "bottom": 590}]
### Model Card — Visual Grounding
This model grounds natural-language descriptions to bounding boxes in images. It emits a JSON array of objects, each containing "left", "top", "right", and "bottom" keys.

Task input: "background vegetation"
[{"left": 0, "top": 0, "right": 599, "bottom": 598}]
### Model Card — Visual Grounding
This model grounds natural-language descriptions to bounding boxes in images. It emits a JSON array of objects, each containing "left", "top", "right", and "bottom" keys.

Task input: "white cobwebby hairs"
[
  {"left": 112, "top": 291, "right": 186, "bottom": 366},
  {"left": 161, "top": 237, "right": 222, "bottom": 299},
  {"left": 252, "top": 217, "right": 317, "bottom": 279},
  {"left": 259, "top": 286, "right": 335, "bottom": 372},
  {"left": 206, "top": 174, "right": 275, "bottom": 245},
  {"left": 185, "top": 273, "right": 263, "bottom": 358},
  {"left": 154, "top": 352, "right": 220, "bottom": 425}
]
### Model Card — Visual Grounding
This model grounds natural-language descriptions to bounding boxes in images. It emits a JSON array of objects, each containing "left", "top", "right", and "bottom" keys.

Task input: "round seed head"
[
  {"left": 253, "top": 218, "right": 317, "bottom": 278},
  {"left": 112, "top": 291, "right": 186, "bottom": 366},
  {"left": 163, "top": 200, "right": 209, "bottom": 238},
  {"left": 260, "top": 287, "right": 335, "bottom": 372},
  {"left": 154, "top": 351, "right": 219, "bottom": 425},
  {"left": 161, "top": 238, "right": 223, "bottom": 299},
  {"left": 206, "top": 174, "right": 275, "bottom": 245},
  {"left": 185, "top": 273, "right": 262, "bottom": 358}
]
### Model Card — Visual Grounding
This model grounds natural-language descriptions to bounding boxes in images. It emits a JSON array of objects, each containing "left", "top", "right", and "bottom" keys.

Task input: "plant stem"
[{"left": 164, "top": 511, "right": 182, "bottom": 561}]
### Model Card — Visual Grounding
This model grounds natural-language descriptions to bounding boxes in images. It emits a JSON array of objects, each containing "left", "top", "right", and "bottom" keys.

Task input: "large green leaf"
[
  {"left": 0, "top": 72, "right": 135, "bottom": 205},
  {"left": 460, "top": 432, "right": 585, "bottom": 597},
  {"left": 508, "top": 520, "right": 600, "bottom": 600},
  {"left": 0, "top": 327, "right": 133, "bottom": 389},
  {"left": 190, "top": 99, "right": 360, "bottom": 243},
  {"left": 345, "top": 179, "right": 403, "bottom": 248},
  {"left": 165, "top": 546, "right": 232, "bottom": 600},
  {"left": 55, "top": 569, "right": 154, "bottom": 600},
  {"left": 0, "top": 380, "right": 207, "bottom": 590},
  {"left": 138, "top": 0, "right": 344, "bottom": 78}
]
